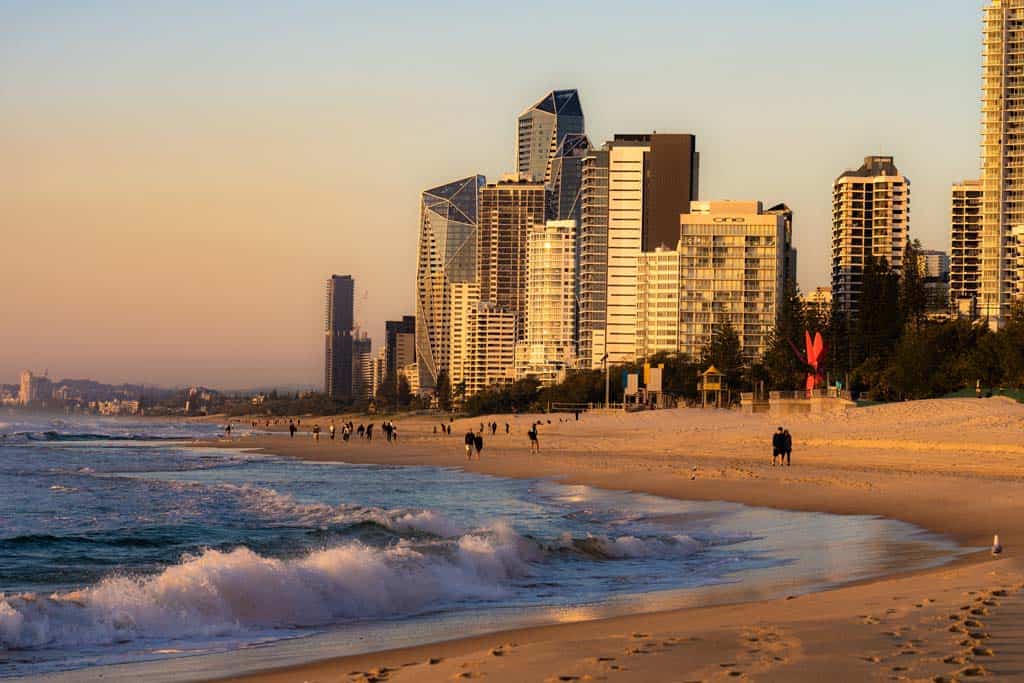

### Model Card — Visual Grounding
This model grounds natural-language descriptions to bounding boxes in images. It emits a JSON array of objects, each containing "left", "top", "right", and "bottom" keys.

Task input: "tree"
[
  {"left": 701, "top": 322, "right": 744, "bottom": 390},
  {"left": 435, "top": 370, "right": 452, "bottom": 412},
  {"left": 397, "top": 374, "right": 412, "bottom": 407},
  {"left": 764, "top": 284, "right": 809, "bottom": 390},
  {"left": 899, "top": 239, "right": 927, "bottom": 329}
]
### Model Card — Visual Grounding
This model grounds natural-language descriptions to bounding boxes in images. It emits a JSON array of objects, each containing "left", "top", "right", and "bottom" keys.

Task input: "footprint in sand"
[
  {"left": 971, "top": 646, "right": 995, "bottom": 657},
  {"left": 957, "top": 665, "right": 989, "bottom": 677}
]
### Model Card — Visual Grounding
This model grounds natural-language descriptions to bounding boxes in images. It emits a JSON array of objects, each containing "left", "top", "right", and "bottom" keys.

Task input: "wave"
[
  {"left": 23, "top": 431, "right": 185, "bottom": 443},
  {"left": 220, "top": 485, "right": 468, "bottom": 538},
  {"left": 0, "top": 526, "right": 538, "bottom": 651},
  {"left": 554, "top": 533, "right": 702, "bottom": 560}
]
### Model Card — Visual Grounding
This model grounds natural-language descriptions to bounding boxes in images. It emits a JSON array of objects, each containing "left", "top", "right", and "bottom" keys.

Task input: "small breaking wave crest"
[
  {"left": 220, "top": 484, "right": 470, "bottom": 538},
  {"left": 0, "top": 525, "right": 539, "bottom": 651}
]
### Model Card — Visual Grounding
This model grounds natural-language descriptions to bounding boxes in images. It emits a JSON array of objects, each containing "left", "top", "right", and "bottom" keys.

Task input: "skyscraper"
[
  {"left": 679, "top": 201, "right": 786, "bottom": 360},
  {"left": 576, "top": 133, "right": 700, "bottom": 367},
  {"left": 415, "top": 175, "right": 486, "bottom": 391},
  {"left": 578, "top": 148, "right": 610, "bottom": 369},
  {"left": 643, "top": 134, "right": 699, "bottom": 251},
  {"left": 951, "top": 180, "right": 984, "bottom": 310},
  {"left": 982, "top": 1, "right": 1024, "bottom": 323},
  {"left": 545, "top": 133, "right": 591, "bottom": 222},
  {"left": 384, "top": 316, "right": 416, "bottom": 379},
  {"left": 324, "top": 275, "right": 355, "bottom": 400},
  {"left": 476, "top": 176, "right": 546, "bottom": 340},
  {"left": 520, "top": 220, "right": 577, "bottom": 385},
  {"left": 352, "top": 333, "right": 373, "bottom": 400},
  {"left": 765, "top": 203, "right": 799, "bottom": 290},
  {"left": 516, "top": 89, "right": 585, "bottom": 183},
  {"left": 831, "top": 156, "right": 911, "bottom": 319}
]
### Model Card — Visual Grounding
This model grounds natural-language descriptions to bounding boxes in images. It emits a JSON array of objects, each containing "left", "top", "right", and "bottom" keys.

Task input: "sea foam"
[{"left": 0, "top": 525, "right": 534, "bottom": 651}]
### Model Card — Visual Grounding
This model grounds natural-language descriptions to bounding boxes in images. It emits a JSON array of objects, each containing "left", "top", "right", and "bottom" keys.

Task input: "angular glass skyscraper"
[
  {"left": 324, "top": 275, "right": 355, "bottom": 400},
  {"left": 516, "top": 90, "right": 585, "bottom": 183},
  {"left": 415, "top": 175, "right": 486, "bottom": 391},
  {"left": 545, "top": 132, "right": 590, "bottom": 222}
]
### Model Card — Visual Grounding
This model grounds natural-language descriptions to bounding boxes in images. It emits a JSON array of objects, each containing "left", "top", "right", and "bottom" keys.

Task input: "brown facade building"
[{"left": 643, "top": 133, "right": 699, "bottom": 251}]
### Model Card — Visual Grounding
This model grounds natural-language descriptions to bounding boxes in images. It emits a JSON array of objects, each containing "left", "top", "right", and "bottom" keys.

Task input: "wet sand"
[{"left": 209, "top": 398, "right": 1024, "bottom": 682}]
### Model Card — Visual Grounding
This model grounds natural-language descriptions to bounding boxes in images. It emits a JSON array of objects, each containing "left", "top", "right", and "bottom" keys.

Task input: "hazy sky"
[{"left": 1, "top": 1, "right": 982, "bottom": 388}]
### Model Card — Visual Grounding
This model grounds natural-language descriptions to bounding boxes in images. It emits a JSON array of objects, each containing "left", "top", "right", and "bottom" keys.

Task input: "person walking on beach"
[
  {"left": 225, "top": 423, "right": 232, "bottom": 439},
  {"left": 505, "top": 423, "right": 510, "bottom": 435},
  {"left": 357, "top": 424, "right": 365, "bottom": 439},
  {"left": 312, "top": 424, "right": 321, "bottom": 442},
  {"left": 289, "top": 420, "right": 296, "bottom": 438},
  {"left": 464, "top": 430, "right": 475, "bottom": 460},
  {"left": 329, "top": 423, "right": 336, "bottom": 440},
  {"left": 366, "top": 424, "right": 374, "bottom": 441},
  {"left": 528, "top": 424, "right": 539, "bottom": 453},
  {"left": 782, "top": 429, "right": 793, "bottom": 466},
  {"left": 473, "top": 432, "right": 484, "bottom": 459},
  {"left": 772, "top": 427, "right": 784, "bottom": 466}
]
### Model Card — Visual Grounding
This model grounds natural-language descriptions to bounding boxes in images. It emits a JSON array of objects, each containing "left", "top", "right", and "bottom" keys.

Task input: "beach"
[{"left": 209, "top": 397, "right": 1024, "bottom": 682}]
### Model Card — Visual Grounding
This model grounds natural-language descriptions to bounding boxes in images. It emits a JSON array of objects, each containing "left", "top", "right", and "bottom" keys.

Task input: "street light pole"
[{"left": 602, "top": 353, "right": 610, "bottom": 409}]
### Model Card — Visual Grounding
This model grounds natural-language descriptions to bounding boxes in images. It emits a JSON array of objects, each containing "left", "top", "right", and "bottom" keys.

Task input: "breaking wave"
[{"left": 0, "top": 525, "right": 539, "bottom": 651}]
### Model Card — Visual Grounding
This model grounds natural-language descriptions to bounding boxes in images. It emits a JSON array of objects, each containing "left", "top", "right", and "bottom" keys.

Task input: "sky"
[{"left": 0, "top": 0, "right": 983, "bottom": 389}]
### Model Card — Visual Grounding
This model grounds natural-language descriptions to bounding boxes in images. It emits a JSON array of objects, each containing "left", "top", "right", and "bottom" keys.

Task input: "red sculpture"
[{"left": 804, "top": 331, "right": 826, "bottom": 394}]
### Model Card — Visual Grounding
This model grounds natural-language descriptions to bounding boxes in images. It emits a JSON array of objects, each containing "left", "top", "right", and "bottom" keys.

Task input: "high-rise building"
[
  {"left": 447, "top": 281, "right": 480, "bottom": 397},
  {"left": 18, "top": 370, "right": 52, "bottom": 406},
  {"left": 643, "top": 134, "right": 699, "bottom": 251},
  {"left": 982, "top": 2, "right": 1024, "bottom": 322},
  {"left": 605, "top": 135, "right": 651, "bottom": 364},
  {"left": 578, "top": 148, "right": 610, "bottom": 369},
  {"left": 679, "top": 201, "right": 786, "bottom": 360},
  {"left": 804, "top": 286, "right": 833, "bottom": 317},
  {"left": 766, "top": 203, "right": 799, "bottom": 290},
  {"left": 546, "top": 133, "right": 591, "bottom": 222},
  {"left": 831, "top": 156, "right": 911, "bottom": 319},
  {"left": 520, "top": 220, "right": 577, "bottom": 385},
  {"left": 384, "top": 316, "right": 416, "bottom": 379},
  {"left": 951, "top": 180, "right": 984, "bottom": 309},
  {"left": 415, "top": 175, "right": 486, "bottom": 391},
  {"left": 576, "top": 133, "right": 700, "bottom": 368},
  {"left": 516, "top": 89, "right": 585, "bottom": 183},
  {"left": 352, "top": 334, "right": 373, "bottom": 400},
  {"left": 465, "top": 302, "right": 518, "bottom": 396},
  {"left": 919, "top": 249, "right": 951, "bottom": 313},
  {"left": 324, "top": 275, "right": 355, "bottom": 400},
  {"left": 477, "top": 177, "right": 546, "bottom": 340},
  {"left": 636, "top": 247, "right": 682, "bottom": 360}
]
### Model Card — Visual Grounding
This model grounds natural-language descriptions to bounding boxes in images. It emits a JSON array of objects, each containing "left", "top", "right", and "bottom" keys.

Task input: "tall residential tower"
[
  {"left": 324, "top": 275, "right": 355, "bottom": 400},
  {"left": 982, "top": 1, "right": 1024, "bottom": 322},
  {"left": 831, "top": 156, "right": 911, "bottom": 319}
]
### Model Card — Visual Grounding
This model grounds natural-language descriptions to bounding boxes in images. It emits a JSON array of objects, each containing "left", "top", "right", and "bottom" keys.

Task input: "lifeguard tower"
[{"left": 698, "top": 366, "right": 727, "bottom": 408}]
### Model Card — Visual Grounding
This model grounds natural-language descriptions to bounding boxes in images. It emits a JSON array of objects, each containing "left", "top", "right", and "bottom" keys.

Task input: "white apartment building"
[
  {"left": 605, "top": 139, "right": 650, "bottom": 363},
  {"left": 465, "top": 303, "right": 517, "bottom": 397},
  {"left": 636, "top": 247, "right": 682, "bottom": 360},
  {"left": 832, "top": 156, "right": 910, "bottom": 318},
  {"left": 982, "top": 1, "right": 1024, "bottom": 322},
  {"left": 520, "top": 220, "right": 577, "bottom": 385},
  {"left": 679, "top": 201, "right": 785, "bottom": 360},
  {"left": 447, "top": 281, "right": 480, "bottom": 393}
]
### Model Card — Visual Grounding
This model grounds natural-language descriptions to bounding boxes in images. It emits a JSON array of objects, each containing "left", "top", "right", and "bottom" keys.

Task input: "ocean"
[{"left": 0, "top": 415, "right": 964, "bottom": 681}]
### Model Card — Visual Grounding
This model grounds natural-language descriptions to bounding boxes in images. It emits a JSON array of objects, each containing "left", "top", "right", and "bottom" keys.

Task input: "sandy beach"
[{"left": 210, "top": 398, "right": 1024, "bottom": 682}]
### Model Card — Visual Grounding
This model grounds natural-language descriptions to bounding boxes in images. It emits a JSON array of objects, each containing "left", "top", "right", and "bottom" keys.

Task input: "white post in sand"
[{"left": 993, "top": 534, "right": 1003, "bottom": 555}]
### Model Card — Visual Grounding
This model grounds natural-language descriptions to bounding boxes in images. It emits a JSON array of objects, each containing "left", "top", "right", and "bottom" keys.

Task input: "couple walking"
[
  {"left": 772, "top": 427, "right": 793, "bottom": 466},
  {"left": 464, "top": 430, "right": 484, "bottom": 459}
]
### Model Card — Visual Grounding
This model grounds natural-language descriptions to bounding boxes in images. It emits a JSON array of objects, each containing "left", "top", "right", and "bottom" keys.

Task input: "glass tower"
[
  {"left": 516, "top": 90, "right": 585, "bottom": 183},
  {"left": 415, "top": 175, "right": 486, "bottom": 391}
]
